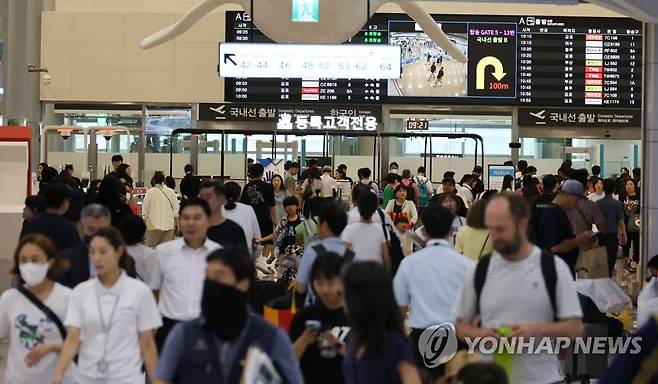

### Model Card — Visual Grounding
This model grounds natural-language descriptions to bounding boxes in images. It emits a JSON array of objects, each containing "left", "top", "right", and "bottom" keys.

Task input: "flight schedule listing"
[
  {"left": 223, "top": 12, "right": 642, "bottom": 108},
  {"left": 517, "top": 16, "right": 642, "bottom": 107}
]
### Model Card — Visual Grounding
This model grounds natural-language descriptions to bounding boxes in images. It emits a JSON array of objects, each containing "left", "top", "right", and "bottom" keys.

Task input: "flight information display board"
[{"left": 223, "top": 12, "right": 642, "bottom": 108}]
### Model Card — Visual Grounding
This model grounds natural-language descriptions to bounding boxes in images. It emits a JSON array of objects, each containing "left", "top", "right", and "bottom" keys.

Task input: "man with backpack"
[
  {"left": 453, "top": 193, "right": 582, "bottom": 384},
  {"left": 358, "top": 167, "right": 379, "bottom": 197},
  {"left": 296, "top": 202, "right": 352, "bottom": 306},
  {"left": 414, "top": 166, "right": 434, "bottom": 216}
]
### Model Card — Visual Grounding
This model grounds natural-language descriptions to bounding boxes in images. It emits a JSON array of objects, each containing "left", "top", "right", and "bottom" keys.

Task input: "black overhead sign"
[
  {"left": 198, "top": 103, "right": 382, "bottom": 131},
  {"left": 518, "top": 108, "right": 641, "bottom": 127}
]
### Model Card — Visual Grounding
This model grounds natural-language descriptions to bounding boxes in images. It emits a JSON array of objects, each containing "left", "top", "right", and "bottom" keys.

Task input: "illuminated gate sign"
[
  {"left": 198, "top": 103, "right": 382, "bottom": 132},
  {"left": 292, "top": 0, "right": 319, "bottom": 23}
]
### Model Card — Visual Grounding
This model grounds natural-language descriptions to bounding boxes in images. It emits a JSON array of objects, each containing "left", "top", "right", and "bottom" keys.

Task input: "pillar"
[
  {"left": 2, "top": 0, "right": 52, "bottom": 166},
  {"left": 641, "top": 23, "right": 658, "bottom": 279}
]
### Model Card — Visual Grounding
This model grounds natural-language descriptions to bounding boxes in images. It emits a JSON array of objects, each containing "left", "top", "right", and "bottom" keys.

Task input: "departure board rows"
[{"left": 223, "top": 12, "right": 642, "bottom": 108}]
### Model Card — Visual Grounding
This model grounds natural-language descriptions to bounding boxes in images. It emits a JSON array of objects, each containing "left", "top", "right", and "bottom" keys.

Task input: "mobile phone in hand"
[{"left": 305, "top": 320, "right": 321, "bottom": 332}]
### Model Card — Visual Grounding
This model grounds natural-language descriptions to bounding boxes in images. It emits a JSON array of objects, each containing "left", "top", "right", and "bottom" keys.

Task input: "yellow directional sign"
[{"left": 476, "top": 56, "right": 507, "bottom": 90}]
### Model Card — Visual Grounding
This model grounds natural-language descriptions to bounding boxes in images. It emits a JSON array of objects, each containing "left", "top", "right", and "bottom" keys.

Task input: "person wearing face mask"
[
  {"left": 54, "top": 227, "right": 161, "bottom": 384},
  {"left": 57, "top": 204, "right": 112, "bottom": 288},
  {"left": 155, "top": 246, "right": 303, "bottom": 384},
  {"left": 389, "top": 161, "right": 400, "bottom": 175},
  {"left": 0, "top": 234, "right": 77, "bottom": 384},
  {"left": 289, "top": 252, "right": 350, "bottom": 384},
  {"left": 148, "top": 198, "right": 221, "bottom": 351}
]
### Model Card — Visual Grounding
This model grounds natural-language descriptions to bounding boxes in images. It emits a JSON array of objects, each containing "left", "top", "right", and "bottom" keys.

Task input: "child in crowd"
[
  {"left": 395, "top": 216, "right": 414, "bottom": 257},
  {"left": 395, "top": 216, "right": 425, "bottom": 256}
]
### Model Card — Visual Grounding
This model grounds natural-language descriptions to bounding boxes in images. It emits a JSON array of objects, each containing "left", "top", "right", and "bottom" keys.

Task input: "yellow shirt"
[{"left": 454, "top": 226, "right": 493, "bottom": 260}]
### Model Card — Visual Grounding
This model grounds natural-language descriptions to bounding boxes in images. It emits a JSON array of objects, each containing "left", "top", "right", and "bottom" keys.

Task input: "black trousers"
[
  {"left": 623, "top": 231, "right": 640, "bottom": 263},
  {"left": 155, "top": 316, "right": 180, "bottom": 352},
  {"left": 597, "top": 233, "right": 619, "bottom": 277}
]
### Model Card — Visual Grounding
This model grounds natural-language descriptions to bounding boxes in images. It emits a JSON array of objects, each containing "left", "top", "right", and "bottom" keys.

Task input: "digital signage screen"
[{"left": 223, "top": 11, "right": 642, "bottom": 108}]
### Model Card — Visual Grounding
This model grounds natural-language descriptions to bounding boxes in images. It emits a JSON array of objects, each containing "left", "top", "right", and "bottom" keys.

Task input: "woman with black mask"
[
  {"left": 342, "top": 261, "right": 422, "bottom": 384},
  {"left": 154, "top": 247, "right": 303, "bottom": 384}
]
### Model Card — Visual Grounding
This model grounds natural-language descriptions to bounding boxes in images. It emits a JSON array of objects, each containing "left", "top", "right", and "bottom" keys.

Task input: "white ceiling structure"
[{"left": 139, "top": 0, "right": 653, "bottom": 59}]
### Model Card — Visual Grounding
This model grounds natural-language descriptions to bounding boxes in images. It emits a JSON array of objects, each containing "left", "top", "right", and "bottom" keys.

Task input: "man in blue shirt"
[
  {"left": 296, "top": 202, "right": 350, "bottom": 306},
  {"left": 156, "top": 246, "right": 302, "bottom": 384},
  {"left": 394, "top": 204, "right": 474, "bottom": 380}
]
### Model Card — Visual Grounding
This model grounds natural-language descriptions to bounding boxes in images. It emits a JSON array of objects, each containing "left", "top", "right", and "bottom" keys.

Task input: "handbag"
[
  {"left": 575, "top": 245, "right": 610, "bottom": 279},
  {"left": 263, "top": 281, "right": 300, "bottom": 332}
]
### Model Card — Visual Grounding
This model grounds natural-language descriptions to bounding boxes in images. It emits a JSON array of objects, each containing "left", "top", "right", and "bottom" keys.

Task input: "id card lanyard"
[{"left": 96, "top": 292, "right": 120, "bottom": 374}]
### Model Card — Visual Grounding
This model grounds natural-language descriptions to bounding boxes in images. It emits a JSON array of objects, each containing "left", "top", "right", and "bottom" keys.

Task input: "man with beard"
[
  {"left": 155, "top": 246, "right": 302, "bottom": 384},
  {"left": 453, "top": 193, "right": 582, "bottom": 384}
]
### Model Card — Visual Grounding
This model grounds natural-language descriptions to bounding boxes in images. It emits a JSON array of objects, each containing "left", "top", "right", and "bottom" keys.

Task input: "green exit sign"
[{"left": 292, "top": 0, "right": 319, "bottom": 23}]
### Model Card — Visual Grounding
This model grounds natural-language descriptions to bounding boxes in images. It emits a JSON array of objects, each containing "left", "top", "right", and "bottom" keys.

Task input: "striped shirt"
[{"left": 453, "top": 246, "right": 582, "bottom": 384}]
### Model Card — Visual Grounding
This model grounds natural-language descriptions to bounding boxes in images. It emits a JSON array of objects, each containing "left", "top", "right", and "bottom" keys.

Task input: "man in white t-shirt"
[
  {"left": 320, "top": 166, "right": 337, "bottom": 198},
  {"left": 453, "top": 193, "right": 582, "bottom": 384}
]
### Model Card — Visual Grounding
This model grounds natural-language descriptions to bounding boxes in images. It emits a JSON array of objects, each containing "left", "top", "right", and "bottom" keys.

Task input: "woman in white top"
[
  {"left": 415, "top": 193, "right": 466, "bottom": 246},
  {"left": 341, "top": 191, "right": 391, "bottom": 269},
  {"left": 117, "top": 214, "right": 155, "bottom": 282},
  {"left": 587, "top": 177, "right": 605, "bottom": 202},
  {"left": 437, "top": 192, "right": 467, "bottom": 244},
  {"left": 222, "top": 181, "right": 262, "bottom": 253},
  {"left": 0, "top": 234, "right": 76, "bottom": 384},
  {"left": 54, "top": 227, "right": 162, "bottom": 384},
  {"left": 141, "top": 171, "right": 180, "bottom": 247},
  {"left": 384, "top": 184, "right": 418, "bottom": 227}
]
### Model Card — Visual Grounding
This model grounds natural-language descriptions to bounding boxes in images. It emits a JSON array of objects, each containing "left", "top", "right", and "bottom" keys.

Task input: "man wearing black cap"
[
  {"left": 536, "top": 180, "right": 596, "bottom": 278},
  {"left": 471, "top": 165, "right": 485, "bottom": 196}
]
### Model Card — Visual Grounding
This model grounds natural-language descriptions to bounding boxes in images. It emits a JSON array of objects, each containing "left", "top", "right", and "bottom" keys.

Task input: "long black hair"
[
  {"left": 224, "top": 181, "right": 242, "bottom": 210},
  {"left": 342, "top": 261, "right": 403, "bottom": 353}
]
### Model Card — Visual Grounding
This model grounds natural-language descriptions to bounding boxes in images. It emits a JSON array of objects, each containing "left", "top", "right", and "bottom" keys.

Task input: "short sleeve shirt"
[
  {"left": 567, "top": 198, "right": 605, "bottom": 235},
  {"left": 537, "top": 204, "right": 578, "bottom": 263},
  {"left": 341, "top": 222, "right": 386, "bottom": 263},
  {"left": 0, "top": 284, "right": 76, "bottom": 384},
  {"left": 452, "top": 247, "right": 582, "bottom": 384},
  {"left": 65, "top": 272, "right": 162, "bottom": 382},
  {"left": 207, "top": 219, "right": 248, "bottom": 249},
  {"left": 240, "top": 180, "right": 276, "bottom": 231},
  {"left": 596, "top": 196, "right": 624, "bottom": 234},
  {"left": 289, "top": 303, "right": 350, "bottom": 384}
]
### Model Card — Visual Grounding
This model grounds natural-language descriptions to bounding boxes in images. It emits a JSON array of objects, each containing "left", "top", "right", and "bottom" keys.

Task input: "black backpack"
[
  {"left": 311, "top": 243, "right": 355, "bottom": 264},
  {"left": 377, "top": 209, "right": 405, "bottom": 276},
  {"left": 405, "top": 181, "right": 417, "bottom": 203},
  {"left": 475, "top": 249, "right": 558, "bottom": 320}
]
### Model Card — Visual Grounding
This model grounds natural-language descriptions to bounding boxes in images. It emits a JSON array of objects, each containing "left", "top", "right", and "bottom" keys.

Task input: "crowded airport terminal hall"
[{"left": 2, "top": 0, "right": 658, "bottom": 383}]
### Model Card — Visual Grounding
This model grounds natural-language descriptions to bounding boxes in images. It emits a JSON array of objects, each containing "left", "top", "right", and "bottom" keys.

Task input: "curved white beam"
[
  {"left": 140, "top": 0, "right": 248, "bottom": 49},
  {"left": 393, "top": 1, "right": 468, "bottom": 63},
  {"left": 589, "top": 0, "right": 658, "bottom": 23}
]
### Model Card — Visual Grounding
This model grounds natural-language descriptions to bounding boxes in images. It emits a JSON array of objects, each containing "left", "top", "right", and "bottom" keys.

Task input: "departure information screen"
[{"left": 223, "top": 12, "right": 642, "bottom": 107}]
